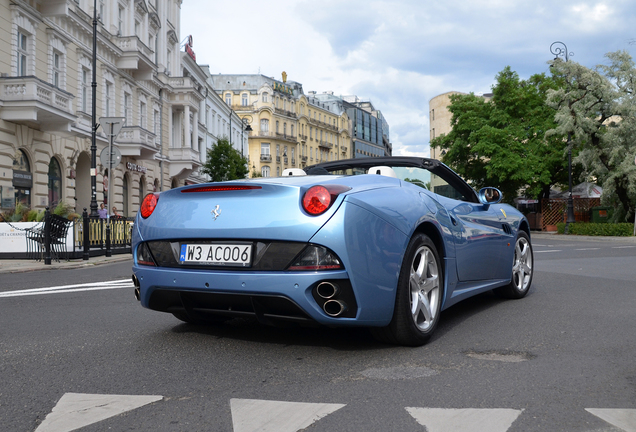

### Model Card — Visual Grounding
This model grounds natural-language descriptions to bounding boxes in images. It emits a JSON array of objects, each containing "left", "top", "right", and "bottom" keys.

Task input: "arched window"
[
  {"left": 13, "top": 149, "right": 32, "bottom": 208},
  {"left": 47, "top": 157, "right": 62, "bottom": 208},
  {"left": 261, "top": 166, "right": 270, "bottom": 177},
  {"left": 260, "top": 118, "right": 269, "bottom": 132}
]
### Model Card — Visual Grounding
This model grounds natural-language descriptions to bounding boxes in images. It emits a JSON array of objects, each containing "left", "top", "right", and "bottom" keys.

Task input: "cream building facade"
[
  {"left": 209, "top": 74, "right": 351, "bottom": 178},
  {"left": 0, "top": 0, "right": 237, "bottom": 218}
]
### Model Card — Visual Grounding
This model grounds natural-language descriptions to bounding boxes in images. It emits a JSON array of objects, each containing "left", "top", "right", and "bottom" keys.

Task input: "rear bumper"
[{"left": 133, "top": 265, "right": 391, "bottom": 326}]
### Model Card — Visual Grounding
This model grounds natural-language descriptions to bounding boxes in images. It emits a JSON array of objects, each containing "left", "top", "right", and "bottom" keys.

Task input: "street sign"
[
  {"left": 99, "top": 117, "right": 126, "bottom": 137},
  {"left": 100, "top": 146, "right": 122, "bottom": 168}
]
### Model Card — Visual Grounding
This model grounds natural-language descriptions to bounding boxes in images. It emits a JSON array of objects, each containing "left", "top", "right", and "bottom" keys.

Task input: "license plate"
[{"left": 179, "top": 243, "right": 252, "bottom": 266}]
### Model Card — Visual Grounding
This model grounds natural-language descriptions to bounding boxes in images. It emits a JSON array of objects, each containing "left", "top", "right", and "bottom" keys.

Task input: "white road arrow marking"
[
  {"left": 586, "top": 408, "right": 636, "bottom": 431},
  {"left": 406, "top": 407, "right": 523, "bottom": 432},
  {"left": 0, "top": 280, "right": 133, "bottom": 298},
  {"left": 35, "top": 393, "right": 162, "bottom": 432},
  {"left": 230, "top": 398, "right": 345, "bottom": 432}
]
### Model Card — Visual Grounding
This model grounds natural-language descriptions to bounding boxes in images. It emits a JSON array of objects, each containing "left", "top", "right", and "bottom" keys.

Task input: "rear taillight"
[
  {"left": 302, "top": 185, "right": 351, "bottom": 216},
  {"left": 136, "top": 242, "right": 156, "bottom": 266},
  {"left": 287, "top": 245, "right": 343, "bottom": 271},
  {"left": 140, "top": 193, "right": 159, "bottom": 218}
]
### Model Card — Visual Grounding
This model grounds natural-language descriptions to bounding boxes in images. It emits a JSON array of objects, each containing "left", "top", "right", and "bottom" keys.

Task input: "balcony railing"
[
  {"left": 260, "top": 154, "right": 272, "bottom": 162},
  {"left": 116, "top": 126, "right": 158, "bottom": 160},
  {"left": 0, "top": 76, "right": 75, "bottom": 132},
  {"left": 275, "top": 132, "right": 297, "bottom": 143},
  {"left": 274, "top": 108, "right": 297, "bottom": 118}
]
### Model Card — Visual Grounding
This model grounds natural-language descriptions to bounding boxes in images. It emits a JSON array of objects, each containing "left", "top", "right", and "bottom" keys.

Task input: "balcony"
[
  {"left": 274, "top": 108, "right": 297, "bottom": 118},
  {"left": 116, "top": 126, "right": 158, "bottom": 160},
  {"left": 275, "top": 132, "right": 297, "bottom": 143},
  {"left": 0, "top": 76, "right": 75, "bottom": 133},
  {"left": 251, "top": 130, "right": 276, "bottom": 139},
  {"left": 115, "top": 36, "right": 156, "bottom": 80},
  {"left": 291, "top": 159, "right": 296, "bottom": 166},
  {"left": 260, "top": 154, "right": 272, "bottom": 162},
  {"left": 318, "top": 140, "right": 333, "bottom": 149},
  {"left": 283, "top": 157, "right": 288, "bottom": 165},
  {"left": 168, "top": 147, "right": 202, "bottom": 179},
  {"left": 167, "top": 77, "right": 202, "bottom": 110}
]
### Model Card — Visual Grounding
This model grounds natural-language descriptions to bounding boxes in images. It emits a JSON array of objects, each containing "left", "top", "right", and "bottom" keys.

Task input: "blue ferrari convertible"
[{"left": 132, "top": 157, "right": 533, "bottom": 346}]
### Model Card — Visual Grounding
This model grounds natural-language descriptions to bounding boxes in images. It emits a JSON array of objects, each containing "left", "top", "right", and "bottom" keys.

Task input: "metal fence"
[{"left": 540, "top": 198, "right": 601, "bottom": 230}]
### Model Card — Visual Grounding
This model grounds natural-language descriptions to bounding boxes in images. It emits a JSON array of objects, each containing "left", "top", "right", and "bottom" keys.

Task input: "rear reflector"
[{"left": 182, "top": 185, "right": 262, "bottom": 193}]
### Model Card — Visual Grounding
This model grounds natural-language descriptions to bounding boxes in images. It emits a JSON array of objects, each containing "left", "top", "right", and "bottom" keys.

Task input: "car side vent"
[{"left": 502, "top": 223, "right": 513, "bottom": 235}]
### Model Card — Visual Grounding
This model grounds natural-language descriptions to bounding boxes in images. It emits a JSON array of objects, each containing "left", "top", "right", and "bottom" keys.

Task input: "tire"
[
  {"left": 372, "top": 233, "right": 443, "bottom": 346},
  {"left": 494, "top": 231, "right": 533, "bottom": 299}
]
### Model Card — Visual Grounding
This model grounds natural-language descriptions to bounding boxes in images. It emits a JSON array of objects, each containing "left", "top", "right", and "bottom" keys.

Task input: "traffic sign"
[{"left": 100, "top": 146, "right": 122, "bottom": 168}]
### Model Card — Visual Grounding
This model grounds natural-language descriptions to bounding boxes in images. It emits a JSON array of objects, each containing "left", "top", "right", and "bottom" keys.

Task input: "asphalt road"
[{"left": 0, "top": 235, "right": 635, "bottom": 432}]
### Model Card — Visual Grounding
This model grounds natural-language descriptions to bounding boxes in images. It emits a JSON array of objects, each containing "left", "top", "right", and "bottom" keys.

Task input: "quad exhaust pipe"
[{"left": 316, "top": 282, "right": 347, "bottom": 317}]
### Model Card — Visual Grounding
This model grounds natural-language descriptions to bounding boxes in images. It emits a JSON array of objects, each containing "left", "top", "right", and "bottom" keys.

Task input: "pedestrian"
[
  {"left": 112, "top": 206, "right": 120, "bottom": 217},
  {"left": 98, "top": 203, "right": 107, "bottom": 219}
]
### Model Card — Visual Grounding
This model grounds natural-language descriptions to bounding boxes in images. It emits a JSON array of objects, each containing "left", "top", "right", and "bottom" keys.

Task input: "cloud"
[{"left": 182, "top": 0, "right": 636, "bottom": 157}]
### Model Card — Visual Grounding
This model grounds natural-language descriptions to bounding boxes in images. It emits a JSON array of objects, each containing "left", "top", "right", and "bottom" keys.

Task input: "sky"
[{"left": 180, "top": 0, "right": 635, "bottom": 158}]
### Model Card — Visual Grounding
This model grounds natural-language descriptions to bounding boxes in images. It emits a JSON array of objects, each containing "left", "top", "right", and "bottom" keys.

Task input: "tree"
[
  {"left": 431, "top": 67, "right": 571, "bottom": 203},
  {"left": 546, "top": 51, "right": 636, "bottom": 223},
  {"left": 201, "top": 137, "right": 249, "bottom": 182}
]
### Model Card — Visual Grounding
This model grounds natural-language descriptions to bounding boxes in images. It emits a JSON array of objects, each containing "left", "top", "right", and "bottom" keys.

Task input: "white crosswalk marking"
[
  {"left": 35, "top": 393, "right": 162, "bottom": 432},
  {"left": 0, "top": 279, "right": 133, "bottom": 298},
  {"left": 230, "top": 398, "right": 345, "bottom": 432},
  {"left": 405, "top": 407, "right": 523, "bottom": 432},
  {"left": 586, "top": 408, "right": 636, "bottom": 431}
]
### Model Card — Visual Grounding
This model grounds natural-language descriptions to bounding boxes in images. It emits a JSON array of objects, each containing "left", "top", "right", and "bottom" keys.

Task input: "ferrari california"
[{"left": 132, "top": 157, "right": 533, "bottom": 346}]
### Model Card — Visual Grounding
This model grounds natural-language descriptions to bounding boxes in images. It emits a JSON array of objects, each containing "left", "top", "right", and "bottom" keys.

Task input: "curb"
[{"left": 0, "top": 254, "right": 132, "bottom": 274}]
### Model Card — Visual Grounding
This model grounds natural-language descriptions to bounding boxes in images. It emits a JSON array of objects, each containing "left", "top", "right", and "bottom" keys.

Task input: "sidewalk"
[
  {"left": 531, "top": 232, "right": 636, "bottom": 243},
  {"left": 0, "top": 254, "right": 132, "bottom": 274}
]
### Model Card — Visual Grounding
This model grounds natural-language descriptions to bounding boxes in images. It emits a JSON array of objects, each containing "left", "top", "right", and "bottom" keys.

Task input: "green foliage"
[
  {"left": 201, "top": 137, "right": 249, "bottom": 182},
  {"left": 556, "top": 222, "right": 634, "bottom": 236},
  {"left": 547, "top": 51, "right": 636, "bottom": 223},
  {"left": 404, "top": 178, "right": 430, "bottom": 190},
  {"left": 432, "top": 67, "right": 570, "bottom": 203},
  {"left": 251, "top": 170, "right": 263, "bottom": 178}
]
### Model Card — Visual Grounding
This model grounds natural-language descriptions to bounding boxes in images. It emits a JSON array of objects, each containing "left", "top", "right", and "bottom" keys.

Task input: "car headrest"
[
  {"left": 367, "top": 166, "right": 398, "bottom": 178},
  {"left": 282, "top": 168, "right": 307, "bottom": 176}
]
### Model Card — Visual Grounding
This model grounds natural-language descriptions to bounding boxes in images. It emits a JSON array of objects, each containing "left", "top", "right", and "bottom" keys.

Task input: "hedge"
[{"left": 556, "top": 222, "right": 634, "bottom": 236}]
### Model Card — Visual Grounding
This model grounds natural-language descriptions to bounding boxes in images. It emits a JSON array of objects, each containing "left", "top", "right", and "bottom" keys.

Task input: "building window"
[
  {"left": 291, "top": 124, "right": 294, "bottom": 136},
  {"left": 276, "top": 144, "right": 280, "bottom": 157},
  {"left": 124, "top": 93, "right": 132, "bottom": 124},
  {"left": 261, "top": 143, "right": 270, "bottom": 156},
  {"left": 118, "top": 7, "right": 124, "bottom": 35},
  {"left": 17, "top": 31, "right": 28, "bottom": 76},
  {"left": 135, "top": 21, "right": 140, "bottom": 36},
  {"left": 52, "top": 51, "right": 61, "bottom": 87},
  {"left": 225, "top": 93, "right": 231, "bottom": 105},
  {"left": 261, "top": 166, "right": 270, "bottom": 177},
  {"left": 431, "top": 109, "right": 434, "bottom": 121},
  {"left": 260, "top": 119, "right": 269, "bottom": 132},
  {"left": 276, "top": 167, "right": 280, "bottom": 177},
  {"left": 241, "top": 93, "right": 248, "bottom": 106},
  {"left": 48, "top": 158, "right": 62, "bottom": 208},
  {"left": 154, "top": 109, "right": 159, "bottom": 135},
  {"left": 276, "top": 121, "right": 279, "bottom": 133},
  {"left": 139, "top": 177, "right": 145, "bottom": 212},
  {"left": 140, "top": 101, "right": 146, "bottom": 129},
  {"left": 12, "top": 149, "right": 32, "bottom": 208},
  {"left": 81, "top": 68, "right": 89, "bottom": 112},
  {"left": 283, "top": 123, "right": 287, "bottom": 136},
  {"left": 105, "top": 82, "right": 113, "bottom": 116},
  {"left": 98, "top": 0, "right": 105, "bottom": 22},
  {"left": 291, "top": 148, "right": 295, "bottom": 161},
  {"left": 262, "top": 92, "right": 268, "bottom": 103}
]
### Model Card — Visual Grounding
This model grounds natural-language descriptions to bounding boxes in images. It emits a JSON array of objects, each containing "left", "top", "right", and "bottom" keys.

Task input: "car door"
[{"left": 430, "top": 176, "right": 509, "bottom": 281}]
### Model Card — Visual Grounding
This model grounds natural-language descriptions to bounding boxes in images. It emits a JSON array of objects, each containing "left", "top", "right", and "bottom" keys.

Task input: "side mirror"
[{"left": 478, "top": 187, "right": 503, "bottom": 205}]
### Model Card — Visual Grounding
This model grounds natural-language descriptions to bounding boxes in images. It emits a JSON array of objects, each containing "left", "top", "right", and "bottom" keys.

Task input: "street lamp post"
[
  {"left": 550, "top": 41, "right": 576, "bottom": 233},
  {"left": 89, "top": 0, "right": 99, "bottom": 218},
  {"left": 241, "top": 117, "right": 252, "bottom": 158},
  {"left": 99, "top": 117, "right": 125, "bottom": 257}
]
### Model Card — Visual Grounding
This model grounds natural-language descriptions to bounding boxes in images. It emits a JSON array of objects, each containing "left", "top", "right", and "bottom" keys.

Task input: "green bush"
[{"left": 556, "top": 222, "right": 634, "bottom": 236}]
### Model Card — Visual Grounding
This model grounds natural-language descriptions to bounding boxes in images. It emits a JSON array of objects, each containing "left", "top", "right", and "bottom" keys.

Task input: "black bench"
[{"left": 25, "top": 214, "right": 72, "bottom": 261}]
